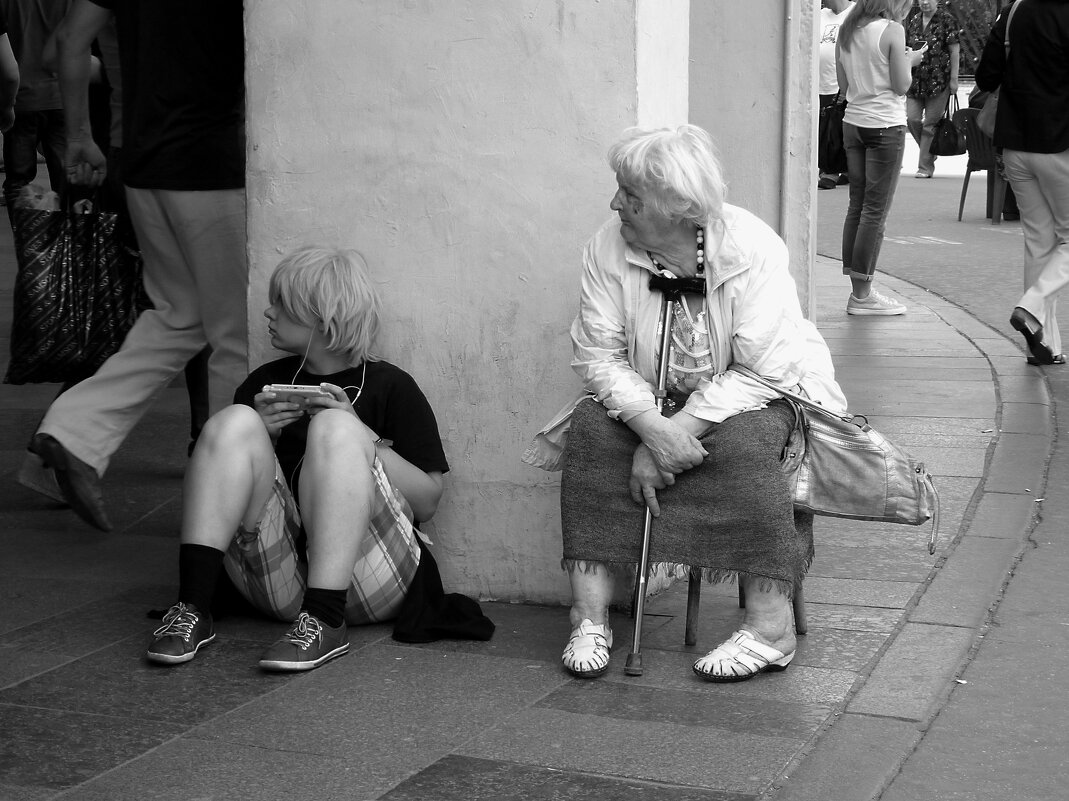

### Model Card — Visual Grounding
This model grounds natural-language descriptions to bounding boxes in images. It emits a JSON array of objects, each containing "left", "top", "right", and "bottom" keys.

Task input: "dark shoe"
[
  {"left": 836, "top": 173, "right": 849, "bottom": 185},
  {"left": 258, "top": 612, "right": 349, "bottom": 672},
  {"left": 17, "top": 451, "right": 68, "bottom": 505},
  {"left": 1028, "top": 353, "right": 1066, "bottom": 366},
  {"left": 1010, "top": 307, "right": 1054, "bottom": 365},
  {"left": 146, "top": 603, "right": 216, "bottom": 665},
  {"left": 29, "top": 434, "right": 112, "bottom": 531},
  {"left": 817, "top": 176, "right": 836, "bottom": 190}
]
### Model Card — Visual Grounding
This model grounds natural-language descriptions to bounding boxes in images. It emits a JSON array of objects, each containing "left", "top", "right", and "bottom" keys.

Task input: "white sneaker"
[
  {"left": 847, "top": 289, "right": 906, "bottom": 316},
  {"left": 562, "top": 619, "right": 613, "bottom": 678}
]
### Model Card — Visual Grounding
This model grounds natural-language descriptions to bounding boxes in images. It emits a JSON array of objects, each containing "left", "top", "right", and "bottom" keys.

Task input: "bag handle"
[{"left": 729, "top": 364, "right": 858, "bottom": 424}]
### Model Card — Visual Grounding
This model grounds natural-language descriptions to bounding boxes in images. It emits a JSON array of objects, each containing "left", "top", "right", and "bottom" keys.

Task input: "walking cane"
[{"left": 624, "top": 286, "right": 676, "bottom": 677}]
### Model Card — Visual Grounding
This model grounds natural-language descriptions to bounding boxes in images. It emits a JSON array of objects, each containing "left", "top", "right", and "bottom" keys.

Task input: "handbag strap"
[
  {"left": 729, "top": 364, "right": 857, "bottom": 424},
  {"left": 1004, "top": 0, "right": 1024, "bottom": 56}
]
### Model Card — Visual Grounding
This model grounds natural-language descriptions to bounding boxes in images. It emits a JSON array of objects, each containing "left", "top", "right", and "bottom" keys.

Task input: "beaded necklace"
[
  {"left": 647, "top": 226, "right": 712, "bottom": 395},
  {"left": 646, "top": 225, "right": 705, "bottom": 289}
]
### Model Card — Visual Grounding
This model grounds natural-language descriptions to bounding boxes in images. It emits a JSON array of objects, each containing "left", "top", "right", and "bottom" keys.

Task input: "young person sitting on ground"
[{"left": 146, "top": 244, "right": 449, "bottom": 672}]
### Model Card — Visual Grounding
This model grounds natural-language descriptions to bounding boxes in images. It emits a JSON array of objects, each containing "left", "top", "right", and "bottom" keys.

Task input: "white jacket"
[{"left": 523, "top": 203, "right": 848, "bottom": 470}]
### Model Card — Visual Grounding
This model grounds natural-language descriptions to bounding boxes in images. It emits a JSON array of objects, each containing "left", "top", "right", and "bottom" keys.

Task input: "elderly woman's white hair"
[{"left": 607, "top": 124, "right": 726, "bottom": 226}]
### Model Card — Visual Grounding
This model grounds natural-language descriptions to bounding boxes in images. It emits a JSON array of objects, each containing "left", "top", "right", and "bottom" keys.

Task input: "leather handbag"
[
  {"left": 929, "top": 95, "right": 967, "bottom": 156},
  {"left": 732, "top": 366, "right": 940, "bottom": 554}
]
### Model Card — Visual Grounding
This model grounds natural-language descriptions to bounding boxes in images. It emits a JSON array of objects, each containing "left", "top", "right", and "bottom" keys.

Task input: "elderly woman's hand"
[
  {"left": 629, "top": 410, "right": 709, "bottom": 475},
  {"left": 629, "top": 444, "right": 675, "bottom": 516}
]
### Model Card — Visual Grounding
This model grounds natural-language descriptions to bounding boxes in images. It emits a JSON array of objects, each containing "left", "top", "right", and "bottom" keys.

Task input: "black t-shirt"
[
  {"left": 89, "top": 0, "right": 244, "bottom": 190},
  {"left": 234, "top": 357, "right": 450, "bottom": 497}
]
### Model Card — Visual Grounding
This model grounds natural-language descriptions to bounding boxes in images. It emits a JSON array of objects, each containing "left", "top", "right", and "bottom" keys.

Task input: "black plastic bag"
[{"left": 4, "top": 198, "right": 147, "bottom": 384}]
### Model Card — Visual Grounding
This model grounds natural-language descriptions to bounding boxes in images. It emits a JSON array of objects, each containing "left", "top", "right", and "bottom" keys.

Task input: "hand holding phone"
[
  {"left": 262, "top": 384, "right": 332, "bottom": 404},
  {"left": 907, "top": 42, "right": 928, "bottom": 67}
]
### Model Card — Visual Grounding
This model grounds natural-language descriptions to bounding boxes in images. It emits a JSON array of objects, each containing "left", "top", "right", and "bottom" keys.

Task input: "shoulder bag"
[{"left": 732, "top": 365, "right": 940, "bottom": 554}]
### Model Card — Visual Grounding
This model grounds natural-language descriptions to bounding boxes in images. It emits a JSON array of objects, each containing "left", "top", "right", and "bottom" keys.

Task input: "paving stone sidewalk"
[{"left": 0, "top": 236, "right": 1050, "bottom": 799}]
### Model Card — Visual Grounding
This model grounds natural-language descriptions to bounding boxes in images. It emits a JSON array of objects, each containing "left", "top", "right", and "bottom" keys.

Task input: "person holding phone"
[
  {"left": 905, "top": 0, "right": 960, "bottom": 179},
  {"left": 145, "top": 245, "right": 450, "bottom": 671},
  {"left": 836, "top": 0, "right": 926, "bottom": 316}
]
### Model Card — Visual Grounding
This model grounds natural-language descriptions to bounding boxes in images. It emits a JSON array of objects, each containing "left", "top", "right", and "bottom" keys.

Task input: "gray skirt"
[{"left": 560, "top": 398, "right": 813, "bottom": 596}]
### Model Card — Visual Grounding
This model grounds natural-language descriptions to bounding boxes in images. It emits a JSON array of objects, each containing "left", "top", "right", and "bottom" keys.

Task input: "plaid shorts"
[{"left": 223, "top": 455, "right": 421, "bottom": 625}]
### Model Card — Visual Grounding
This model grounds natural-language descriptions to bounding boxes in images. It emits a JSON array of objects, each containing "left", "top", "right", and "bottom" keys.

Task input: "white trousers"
[
  {"left": 39, "top": 187, "right": 249, "bottom": 475},
  {"left": 1002, "top": 147, "right": 1069, "bottom": 358}
]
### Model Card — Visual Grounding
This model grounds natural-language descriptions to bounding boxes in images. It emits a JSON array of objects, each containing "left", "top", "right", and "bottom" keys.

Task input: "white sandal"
[
  {"left": 692, "top": 629, "right": 794, "bottom": 683},
  {"left": 562, "top": 619, "right": 613, "bottom": 678}
]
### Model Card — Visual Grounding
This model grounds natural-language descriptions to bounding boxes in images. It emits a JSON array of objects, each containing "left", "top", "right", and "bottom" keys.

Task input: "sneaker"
[
  {"left": 146, "top": 603, "right": 215, "bottom": 665},
  {"left": 817, "top": 176, "right": 837, "bottom": 190},
  {"left": 561, "top": 618, "right": 613, "bottom": 678},
  {"left": 847, "top": 289, "right": 907, "bottom": 316},
  {"left": 258, "top": 612, "right": 349, "bottom": 672}
]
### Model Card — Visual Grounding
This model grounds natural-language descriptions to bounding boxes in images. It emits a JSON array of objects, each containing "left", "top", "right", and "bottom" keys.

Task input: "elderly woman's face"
[{"left": 610, "top": 176, "right": 673, "bottom": 252}]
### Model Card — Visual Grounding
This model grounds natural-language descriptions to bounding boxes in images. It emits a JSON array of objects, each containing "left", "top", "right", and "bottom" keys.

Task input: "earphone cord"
[
  {"left": 285, "top": 359, "right": 368, "bottom": 487},
  {"left": 290, "top": 329, "right": 365, "bottom": 408}
]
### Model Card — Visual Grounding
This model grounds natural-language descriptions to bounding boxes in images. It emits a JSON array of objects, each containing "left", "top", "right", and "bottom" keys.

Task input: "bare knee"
[
  {"left": 197, "top": 404, "right": 270, "bottom": 454},
  {"left": 306, "top": 409, "right": 374, "bottom": 463}
]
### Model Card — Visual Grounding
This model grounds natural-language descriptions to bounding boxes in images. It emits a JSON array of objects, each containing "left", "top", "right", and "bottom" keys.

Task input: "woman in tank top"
[{"left": 835, "top": 0, "right": 926, "bottom": 316}]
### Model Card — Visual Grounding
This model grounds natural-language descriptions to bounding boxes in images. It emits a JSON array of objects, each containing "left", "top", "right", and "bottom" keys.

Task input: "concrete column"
[
  {"left": 690, "top": 0, "right": 817, "bottom": 313},
  {"left": 244, "top": 0, "right": 810, "bottom": 604}
]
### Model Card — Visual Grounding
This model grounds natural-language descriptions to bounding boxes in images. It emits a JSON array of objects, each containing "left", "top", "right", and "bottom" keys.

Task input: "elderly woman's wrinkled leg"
[
  {"left": 692, "top": 575, "right": 798, "bottom": 683},
  {"left": 561, "top": 562, "right": 615, "bottom": 679}
]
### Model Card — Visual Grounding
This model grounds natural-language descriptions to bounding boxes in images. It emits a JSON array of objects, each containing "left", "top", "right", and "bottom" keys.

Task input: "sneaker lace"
[
  {"left": 152, "top": 603, "right": 199, "bottom": 641},
  {"left": 283, "top": 612, "right": 322, "bottom": 648}
]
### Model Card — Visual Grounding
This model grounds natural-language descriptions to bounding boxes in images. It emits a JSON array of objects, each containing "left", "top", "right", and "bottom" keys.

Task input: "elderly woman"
[{"left": 525, "top": 125, "right": 847, "bottom": 682}]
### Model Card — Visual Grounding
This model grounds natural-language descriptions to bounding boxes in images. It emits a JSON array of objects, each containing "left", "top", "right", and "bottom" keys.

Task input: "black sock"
[
  {"left": 301, "top": 587, "right": 348, "bottom": 628},
  {"left": 178, "top": 543, "right": 226, "bottom": 614}
]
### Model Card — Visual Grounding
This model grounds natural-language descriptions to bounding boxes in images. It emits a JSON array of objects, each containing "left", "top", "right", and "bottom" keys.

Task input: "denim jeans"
[
  {"left": 2, "top": 108, "right": 66, "bottom": 209},
  {"left": 841, "top": 123, "right": 905, "bottom": 281}
]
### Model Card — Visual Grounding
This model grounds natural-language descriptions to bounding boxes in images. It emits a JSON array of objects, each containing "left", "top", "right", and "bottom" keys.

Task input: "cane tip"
[{"left": 624, "top": 652, "right": 644, "bottom": 676}]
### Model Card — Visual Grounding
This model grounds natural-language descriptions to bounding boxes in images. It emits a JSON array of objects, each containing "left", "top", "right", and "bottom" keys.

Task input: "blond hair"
[
  {"left": 838, "top": 0, "right": 913, "bottom": 52},
  {"left": 268, "top": 245, "right": 381, "bottom": 365}
]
